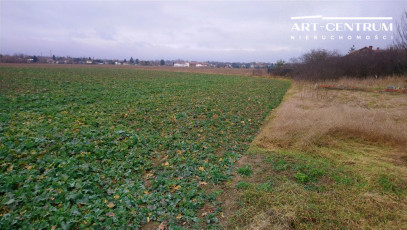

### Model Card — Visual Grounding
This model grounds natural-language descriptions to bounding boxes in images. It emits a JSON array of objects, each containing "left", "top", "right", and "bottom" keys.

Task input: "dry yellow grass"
[
  {"left": 256, "top": 77, "right": 407, "bottom": 151},
  {"left": 322, "top": 76, "right": 407, "bottom": 90}
]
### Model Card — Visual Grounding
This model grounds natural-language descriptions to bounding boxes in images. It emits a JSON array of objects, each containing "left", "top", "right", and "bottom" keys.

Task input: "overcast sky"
[{"left": 1, "top": 0, "right": 405, "bottom": 62}]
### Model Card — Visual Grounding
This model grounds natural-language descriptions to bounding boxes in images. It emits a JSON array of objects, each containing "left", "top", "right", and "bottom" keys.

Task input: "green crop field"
[{"left": 0, "top": 66, "right": 290, "bottom": 229}]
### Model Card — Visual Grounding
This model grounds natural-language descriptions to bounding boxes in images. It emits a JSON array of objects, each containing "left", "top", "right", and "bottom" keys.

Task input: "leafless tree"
[
  {"left": 288, "top": 47, "right": 406, "bottom": 80},
  {"left": 394, "top": 11, "right": 407, "bottom": 52}
]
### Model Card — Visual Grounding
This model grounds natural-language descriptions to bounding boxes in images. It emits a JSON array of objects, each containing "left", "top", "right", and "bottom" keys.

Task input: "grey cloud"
[{"left": 1, "top": 0, "right": 405, "bottom": 62}]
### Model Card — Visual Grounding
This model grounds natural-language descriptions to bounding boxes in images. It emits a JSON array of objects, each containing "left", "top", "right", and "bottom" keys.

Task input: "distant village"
[{"left": 0, "top": 54, "right": 275, "bottom": 69}]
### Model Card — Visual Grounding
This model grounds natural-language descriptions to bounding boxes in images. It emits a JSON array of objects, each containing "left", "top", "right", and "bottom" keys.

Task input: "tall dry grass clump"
[
  {"left": 257, "top": 77, "right": 407, "bottom": 151},
  {"left": 322, "top": 76, "right": 407, "bottom": 90}
]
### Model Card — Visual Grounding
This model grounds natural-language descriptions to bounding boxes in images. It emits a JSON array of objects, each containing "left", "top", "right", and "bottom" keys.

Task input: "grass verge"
[{"left": 220, "top": 76, "right": 407, "bottom": 230}]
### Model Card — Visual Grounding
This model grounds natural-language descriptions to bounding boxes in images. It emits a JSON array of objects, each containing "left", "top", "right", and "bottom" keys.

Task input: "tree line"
[{"left": 270, "top": 11, "right": 407, "bottom": 80}]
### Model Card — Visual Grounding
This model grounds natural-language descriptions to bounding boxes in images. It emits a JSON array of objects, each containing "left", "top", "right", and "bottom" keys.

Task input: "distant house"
[
  {"left": 345, "top": 45, "right": 387, "bottom": 78},
  {"left": 174, "top": 62, "right": 189, "bottom": 67},
  {"left": 347, "top": 46, "right": 380, "bottom": 56},
  {"left": 188, "top": 62, "right": 208, "bottom": 67},
  {"left": 86, "top": 60, "right": 93, "bottom": 64}
]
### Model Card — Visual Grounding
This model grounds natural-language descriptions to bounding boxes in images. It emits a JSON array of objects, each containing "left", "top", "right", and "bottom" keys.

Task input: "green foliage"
[
  {"left": 237, "top": 165, "right": 253, "bottom": 177},
  {"left": 294, "top": 164, "right": 325, "bottom": 184},
  {"left": 236, "top": 181, "right": 251, "bottom": 190},
  {"left": 377, "top": 174, "right": 404, "bottom": 195},
  {"left": 295, "top": 172, "right": 310, "bottom": 183},
  {"left": 256, "top": 182, "right": 273, "bottom": 192},
  {"left": 0, "top": 67, "right": 290, "bottom": 229},
  {"left": 263, "top": 156, "right": 290, "bottom": 171},
  {"left": 265, "top": 154, "right": 326, "bottom": 185},
  {"left": 275, "top": 59, "right": 285, "bottom": 69},
  {"left": 211, "top": 189, "right": 224, "bottom": 197}
]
